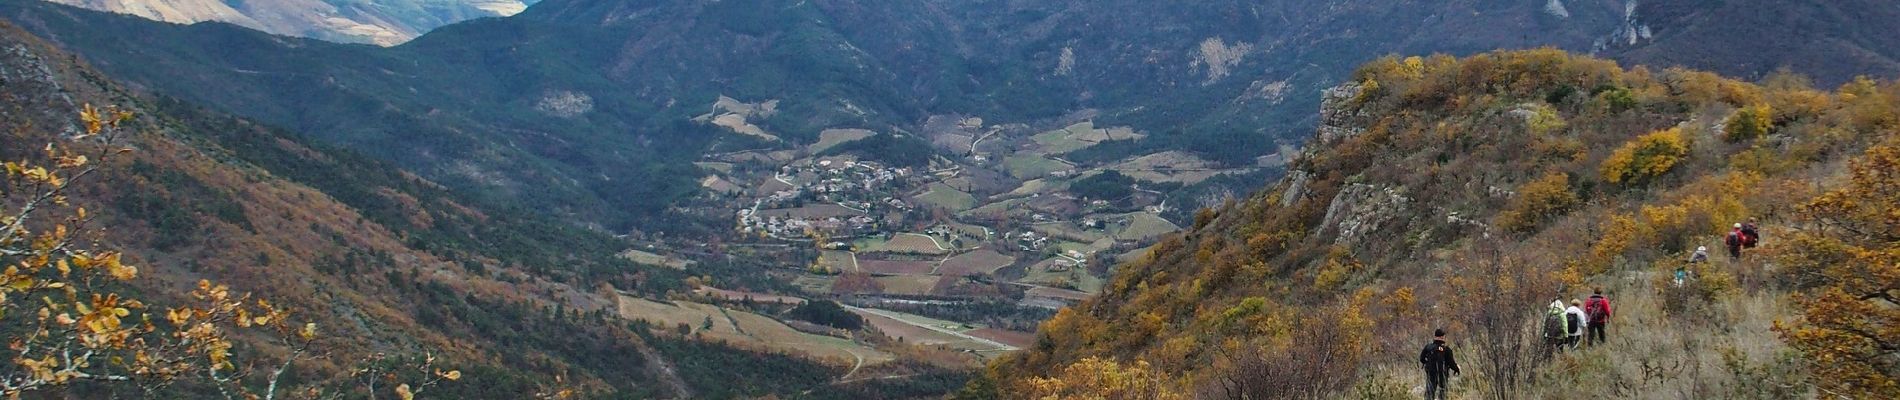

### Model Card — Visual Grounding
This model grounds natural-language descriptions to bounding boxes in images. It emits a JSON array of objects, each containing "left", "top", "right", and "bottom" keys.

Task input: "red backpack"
[{"left": 1586, "top": 297, "right": 1610, "bottom": 323}]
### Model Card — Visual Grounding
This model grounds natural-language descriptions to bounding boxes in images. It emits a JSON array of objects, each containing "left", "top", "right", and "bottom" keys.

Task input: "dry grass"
[{"left": 1355, "top": 275, "right": 1809, "bottom": 400}]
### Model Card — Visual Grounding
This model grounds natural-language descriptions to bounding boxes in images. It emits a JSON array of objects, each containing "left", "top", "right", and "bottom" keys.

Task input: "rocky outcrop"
[
  {"left": 1278, "top": 170, "right": 1310, "bottom": 208},
  {"left": 1319, "top": 183, "right": 1409, "bottom": 247},
  {"left": 534, "top": 90, "right": 594, "bottom": 118},
  {"left": 1315, "top": 82, "right": 1366, "bottom": 146}
]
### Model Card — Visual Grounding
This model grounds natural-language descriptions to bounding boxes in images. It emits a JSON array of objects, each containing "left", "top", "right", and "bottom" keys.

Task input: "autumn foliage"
[
  {"left": 981, "top": 48, "right": 1900, "bottom": 399},
  {"left": 1497, "top": 172, "right": 1578, "bottom": 233},
  {"left": 1775, "top": 141, "right": 1900, "bottom": 398},
  {"left": 1, "top": 106, "right": 460, "bottom": 398},
  {"left": 1600, "top": 127, "right": 1690, "bottom": 184},
  {"left": 1025, "top": 357, "right": 1186, "bottom": 400}
]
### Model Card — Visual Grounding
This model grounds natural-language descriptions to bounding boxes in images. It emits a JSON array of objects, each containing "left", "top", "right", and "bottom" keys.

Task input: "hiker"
[
  {"left": 1544, "top": 300, "right": 1569, "bottom": 354},
  {"left": 1586, "top": 289, "right": 1612, "bottom": 346},
  {"left": 1741, "top": 218, "right": 1760, "bottom": 249},
  {"left": 1726, "top": 223, "right": 1745, "bottom": 259},
  {"left": 1420, "top": 328, "right": 1461, "bottom": 400},
  {"left": 1680, "top": 246, "right": 1707, "bottom": 287},
  {"left": 1565, "top": 299, "right": 1588, "bottom": 349}
]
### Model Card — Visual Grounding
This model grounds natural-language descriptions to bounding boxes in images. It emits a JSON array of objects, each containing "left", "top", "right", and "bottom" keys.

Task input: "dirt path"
[
  {"left": 839, "top": 348, "right": 867, "bottom": 381},
  {"left": 972, "top": 127, "right": 1003, "bottom": 153}
]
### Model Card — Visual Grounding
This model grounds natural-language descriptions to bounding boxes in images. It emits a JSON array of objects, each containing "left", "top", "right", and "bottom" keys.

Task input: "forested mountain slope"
[
  {"left": 6, "top": 0, "right": 1899, "bottom": 231},
  {"left": 2, "top": 22, "right": 921, "bottom": 399},
  {"left": 974, "top": 50, "right": 1900, "bottom": 398}
]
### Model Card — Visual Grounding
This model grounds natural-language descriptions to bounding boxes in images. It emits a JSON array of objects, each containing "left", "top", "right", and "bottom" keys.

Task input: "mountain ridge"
[
  {"left": 8, "top": 0, "right": 1900, "bottom": 233},
  {"left": 43, "top": 0, "right": 540, "bottom": 45}
]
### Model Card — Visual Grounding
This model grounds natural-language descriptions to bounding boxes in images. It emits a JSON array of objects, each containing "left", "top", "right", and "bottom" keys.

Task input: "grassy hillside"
[{"left": 974, "top": 49, "right": 1899, "bottom": 398}]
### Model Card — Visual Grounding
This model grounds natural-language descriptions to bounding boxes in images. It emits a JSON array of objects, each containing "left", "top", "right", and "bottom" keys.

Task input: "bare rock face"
[
  {"left": 1315, "top": 82, "right": 1366, "bottom": 146},
  {"left": 534, "top": 90, "right": 594, "bottom": 118},
  {"left": 1319, "top": 183, "right": 1409, "bottom": 247},
  {"left": 1278, "top": 170, "right": 1310, "bottom": 208}
]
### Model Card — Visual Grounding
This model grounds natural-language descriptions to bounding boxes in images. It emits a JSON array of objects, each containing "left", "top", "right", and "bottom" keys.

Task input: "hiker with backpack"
[
  {"left": 1420, "top": 328, "right": 1461, "bottom": 400},
  {"left": 1741, "top": 218, "right": 1760, "bottom": 249},
  {"left": 1544, "top": 300, "right": 1569, "bottom": 355},
  {"left": 1564, "top": 299, "right": 1588, "bottom": 349},
  {"left": 1726, "top": 223, "right": 1745, "bottom": 259},
  {"left": 1586, "top": 289, "right": 1613, "bottom": 346}
]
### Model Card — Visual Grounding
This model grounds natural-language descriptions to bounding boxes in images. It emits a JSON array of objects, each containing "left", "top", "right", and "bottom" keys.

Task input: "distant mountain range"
[
  {"left": 43, "top": 0, "right": 540, "bottom": 45},
  {"left": 5, "top": 0, "right": 1896, "bottom": 231}
]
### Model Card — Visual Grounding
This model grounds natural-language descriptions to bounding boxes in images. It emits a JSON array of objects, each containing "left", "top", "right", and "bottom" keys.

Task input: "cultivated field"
[
  {"left": 847, "top": 307, "right": 1015, "bottom": 353},
  {"left": 1109, "top": 212, "right": 1181, "bottom": 242},
  {"left": 1029, "top": 122, "right": 1142, "bottom": 154},
  {"left": 855, "top": 309, "right": 974, "bottom": 347},
  {"left": 808, "top": 128, "right": 875, "bottom": 153},
  {"left": 1030, "top": 222, "right": 1106, "bottom": 242},
  {"left": 1105, "top": 151, "right": 1233, "bottom": 184},
  {"left": 1020, "top": 256, "right": 1106, "bottom": 293},
  {"left": 615, "top": 295, "right": 890, "bottom": 365},
  {"left": 859, "top": 233, "right": 952, "bottom": 255},
  {"left": 792, "top": 274, "right": 836, "bottom": 294},
  {"left": 998, "top": 178, "right": 1069, "bottom": 199},
  {"left": 695, "top": 287, "right": 806, "bottom": 305},
  {"left": 816, "top": 250, "right": 858, "bottom": 272},
  {"left": 875, "top": 275, "right": 942, "bottom": 296},
  {"left": 620, "top": 249, "right": 694, "bottom": 269},
  {"left": 966, "top": 328, "right": 1037, "bottom": 349},
  {"left": 1003, "top": 154, "right": 1074, "bottom": 179},
  {"left": 960, "top": 197, "right": 1029, "bottom": 219},
  {"left": 913, "top": 182, "right": 978, "bottom": 212},
  {"left": 936, "top": 249, "right": 1016, "bottom": 276},
  {"left": 755, "top": 204, "right": 867, "bottom": 219},
  {"left": 856, "top": 258, "right": 936, "bottom": 275}
]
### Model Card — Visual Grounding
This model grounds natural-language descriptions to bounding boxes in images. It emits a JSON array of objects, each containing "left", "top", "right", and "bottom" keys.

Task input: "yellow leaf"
[
  {"left": 79, "top": 104, "right": 103, "bottom": 134},
  {"left": 444, "top": 370, "right": 461, "bottom": 381},
  {"left": 396, "top": 384, "right": 414, "bottom": 400},
  {"left": 299, "top": 323, "right": 317, "bottom": 340},
  {"left": 166, "top": 308, "right": 190, "bottom": 326}
]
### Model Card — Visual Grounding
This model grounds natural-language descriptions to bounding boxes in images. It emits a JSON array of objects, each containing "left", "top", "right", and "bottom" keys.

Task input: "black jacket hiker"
[{"left": 1420, "top": 338, "right": 1460, "bottom": 400}]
